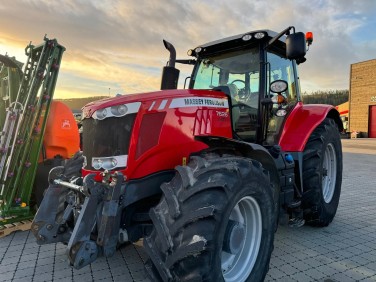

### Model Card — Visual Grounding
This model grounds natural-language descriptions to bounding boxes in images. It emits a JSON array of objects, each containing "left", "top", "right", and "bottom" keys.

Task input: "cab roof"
[
  {"left": 190, "top": 30, "right": 287, "bottom": 57},
  {"left": 197, "top": 30, "right": 280, "bottom": 49}
]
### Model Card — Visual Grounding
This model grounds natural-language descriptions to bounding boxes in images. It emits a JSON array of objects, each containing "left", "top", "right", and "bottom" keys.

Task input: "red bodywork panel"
[
  {"left": 278, "top": 102, "right": 337, "bottom": 152},
  {"left": 82, "top": 89, "right": 233, "bottom": 180}
]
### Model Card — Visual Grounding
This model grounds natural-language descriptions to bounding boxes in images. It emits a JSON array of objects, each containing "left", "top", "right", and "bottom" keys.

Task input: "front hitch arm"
[
  {"left": 66, "top": 172, "right": 124, "bottom": 269},
  {"left": 32, "top": 170, "right": 125, "bottom": 269}
]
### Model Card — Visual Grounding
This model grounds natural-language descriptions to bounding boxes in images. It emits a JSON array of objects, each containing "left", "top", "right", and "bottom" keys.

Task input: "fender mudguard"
[
  {"left": 195, "top": 136, "right": 280, "bottom": 189},
  {"left": 278, "top": 102, "right": 342, "bottom": 152}
]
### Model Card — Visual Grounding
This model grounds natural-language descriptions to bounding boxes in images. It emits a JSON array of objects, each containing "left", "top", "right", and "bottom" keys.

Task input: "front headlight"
[
  {"left": 92, "top": 102, "right": 141, "bottom": 120},
  {"left": 101, "top": 157, "right": 118, "bottom": 170},
  {"left": 92, "top": 158, "right": 102, "bottom": 170},
  {"left": 91, "top": 155, "right": 128, "bottom": 170},
  {"left": 95, "top": 108, "right": 108, "bottom": 120},
  {"left": 111, "top": 104, "right": 128, "bottom": 117}
]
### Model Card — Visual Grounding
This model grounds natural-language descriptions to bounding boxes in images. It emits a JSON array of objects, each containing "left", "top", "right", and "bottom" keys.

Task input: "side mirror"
[
  {"left": 270, "top": 80, "right": 288, "bottom": 105},
  {"left": 286, "top": 32, "right": 306, "bottom": 60},
  {"left": 270, "top": 80, "right": 288, "bottom": 93}
]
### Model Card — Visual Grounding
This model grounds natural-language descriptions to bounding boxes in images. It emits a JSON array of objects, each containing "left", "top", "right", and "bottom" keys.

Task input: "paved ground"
[{"left": 0, "top": 139, "right": 375, "bottom": 281}]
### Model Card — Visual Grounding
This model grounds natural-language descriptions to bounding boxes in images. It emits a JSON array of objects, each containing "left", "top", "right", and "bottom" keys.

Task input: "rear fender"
[{"left": 278, "top": 102, "right": 342, "bottom": 152}]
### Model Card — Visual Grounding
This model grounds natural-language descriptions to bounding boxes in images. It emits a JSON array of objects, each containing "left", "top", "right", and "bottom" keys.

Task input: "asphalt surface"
[{"left": 0, "top": 138, "right": 375, "bottom": 282}]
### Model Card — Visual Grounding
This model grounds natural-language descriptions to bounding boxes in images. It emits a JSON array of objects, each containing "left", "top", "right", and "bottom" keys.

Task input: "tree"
[{"left": 301, "top": 90, "right": 349, "bottom": 106}]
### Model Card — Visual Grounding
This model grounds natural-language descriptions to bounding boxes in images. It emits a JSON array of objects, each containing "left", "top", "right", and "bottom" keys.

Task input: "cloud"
[{"left": 0, "top": 0, "right": 375, "bottom": 97}]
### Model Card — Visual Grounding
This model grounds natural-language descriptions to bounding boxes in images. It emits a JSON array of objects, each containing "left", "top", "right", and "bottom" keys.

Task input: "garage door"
[{"left": 369, "top": 105, "right": 376, "bottom": 138}]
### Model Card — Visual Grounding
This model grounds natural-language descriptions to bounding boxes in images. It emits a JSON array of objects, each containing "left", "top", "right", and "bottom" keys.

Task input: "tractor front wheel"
[
  {"left": 302, "top": 118, "right": 343, "bottom": 226},
  {"left": 144, "top": 153, "right": 275, "bottom": 282}
]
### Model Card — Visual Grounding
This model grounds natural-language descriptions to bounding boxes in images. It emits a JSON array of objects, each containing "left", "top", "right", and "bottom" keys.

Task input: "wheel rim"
[
  {"left": 322, "top": 143, "right": 337, "bottom": 203},
  {"left": 221, "top": 196, "right": 262, "bottom": 282}
]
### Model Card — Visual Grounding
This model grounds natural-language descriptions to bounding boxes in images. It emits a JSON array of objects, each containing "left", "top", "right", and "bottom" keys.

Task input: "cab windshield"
[
  {"left": 190, "top": 47, "right": 261, "bottom": 142},
  {"left": 191, "top": 48, "right": 260, "bottom": 101}
]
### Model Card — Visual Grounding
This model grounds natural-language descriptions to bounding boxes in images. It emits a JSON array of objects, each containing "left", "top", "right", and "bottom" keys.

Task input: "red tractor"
[{"left": 32, "top": 26, "right": 342, "bottom": 281}]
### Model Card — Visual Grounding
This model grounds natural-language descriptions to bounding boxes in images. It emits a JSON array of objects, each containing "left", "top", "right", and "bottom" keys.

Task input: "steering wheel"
[
  {"left": 229, "top": 79, "right": 246, "bottom": 87},
  {"left": 228, "top": 79, "right": 246, "bottom": 98}
]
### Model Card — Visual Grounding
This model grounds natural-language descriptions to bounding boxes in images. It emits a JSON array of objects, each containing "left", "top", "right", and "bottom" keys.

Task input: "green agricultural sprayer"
[{"left": 0, "top": 37, "right": 79, "bottom": 235}]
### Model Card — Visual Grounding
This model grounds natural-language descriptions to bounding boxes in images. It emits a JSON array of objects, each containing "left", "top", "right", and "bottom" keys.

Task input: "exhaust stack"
[{"left": 160, "top": 40, "right": 180, "bottom": 90}]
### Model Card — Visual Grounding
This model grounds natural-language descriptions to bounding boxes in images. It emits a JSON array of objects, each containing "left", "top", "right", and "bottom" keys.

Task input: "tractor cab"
[{"left": 164, "top": 28, "right": 309, "bottom": 145}]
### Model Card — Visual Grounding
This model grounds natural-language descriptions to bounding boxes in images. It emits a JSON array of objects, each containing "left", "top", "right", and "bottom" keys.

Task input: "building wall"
[{"left": 349, "top": 59, "right": 376, "bottom": 136}]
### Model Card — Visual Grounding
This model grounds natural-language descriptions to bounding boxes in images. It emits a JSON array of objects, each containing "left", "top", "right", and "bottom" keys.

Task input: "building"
[{"left": 349, "top": 59, "right": 376, "bottom": 138}]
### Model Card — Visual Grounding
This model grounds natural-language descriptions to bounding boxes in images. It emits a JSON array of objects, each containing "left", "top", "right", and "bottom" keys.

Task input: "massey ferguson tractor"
[{"left": 32, "top": 26, "right": 343, "bottom": 282}]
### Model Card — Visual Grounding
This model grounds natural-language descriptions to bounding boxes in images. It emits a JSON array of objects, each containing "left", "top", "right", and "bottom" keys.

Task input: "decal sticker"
[
  {"left": 158, "top": 99, "right": 168, "bottom": 110},
  {"left": 148, "top": 101, "right": 156, "bottom": 111},
  {"left": 62, "top": 119, "right": 71, "bottom": 129},
  {"left": 170, "top": 97, "right": 229, "bottom": 109},
  {"left": 216, "top": 111, "right": 229, "bottom": 118}
]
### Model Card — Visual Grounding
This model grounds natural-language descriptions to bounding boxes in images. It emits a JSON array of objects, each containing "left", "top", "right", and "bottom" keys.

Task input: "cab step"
[{"left": 288, "top": 217, "right": 305, "bottom": 228}]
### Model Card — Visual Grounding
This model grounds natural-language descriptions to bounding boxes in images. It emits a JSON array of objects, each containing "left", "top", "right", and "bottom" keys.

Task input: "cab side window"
[
  {"left": 267, "top": 52, "right": 297, "bottom": 102},
  {"left": 266, "top": 52, "right": 298, "bottom": 144}
]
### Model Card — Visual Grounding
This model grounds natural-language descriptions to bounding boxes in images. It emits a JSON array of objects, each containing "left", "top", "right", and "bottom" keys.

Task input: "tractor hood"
[{"left": 82, "top": 89, "right": 228, "bottom": 119}]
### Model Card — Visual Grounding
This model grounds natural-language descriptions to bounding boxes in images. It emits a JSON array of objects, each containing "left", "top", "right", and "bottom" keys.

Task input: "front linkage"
[{"left": 32, "top": 169, "right": 125, "bottom": 269}]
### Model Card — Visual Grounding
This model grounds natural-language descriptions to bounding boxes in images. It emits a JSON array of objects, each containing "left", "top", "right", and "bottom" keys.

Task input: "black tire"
[
  {"left": 302, "top": 118, "right": 343, "bottom": 227},
  {"left": 33, "top": 156, "right": 64, "bottom": 207},
  {"left": 144, "top": 153, "right": 276, "bottom": 282},
  {"left": 33, "top": 152, "right": 84, "bottom": 207},
  {"left": 59, "top": 151, "right": 85, "bottom": 181}
]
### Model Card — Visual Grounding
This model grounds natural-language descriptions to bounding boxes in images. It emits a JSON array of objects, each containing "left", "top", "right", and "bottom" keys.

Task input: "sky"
[{"left": 0, "top": 0, "right": 375, "bottom": 99}]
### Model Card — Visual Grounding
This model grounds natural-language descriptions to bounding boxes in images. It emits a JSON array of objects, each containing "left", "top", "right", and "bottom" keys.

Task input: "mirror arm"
[
  {"left": 265, "top": 26, "right": 295, "bottom": 50},
  {"left": 175, "top": 59, "right": 196, "bottom": 65}
]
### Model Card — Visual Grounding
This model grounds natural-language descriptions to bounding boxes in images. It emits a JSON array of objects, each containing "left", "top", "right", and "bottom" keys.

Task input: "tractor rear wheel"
[
  {"left": 144, "top": 153, "right": 275, "bottom": 282},
  {"left": 302, "top": 118, "right": 342, "bottom": 226}
]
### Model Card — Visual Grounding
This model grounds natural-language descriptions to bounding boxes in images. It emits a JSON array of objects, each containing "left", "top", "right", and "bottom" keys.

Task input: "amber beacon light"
[{"left": 306, "top": 32, "right": 313, "bottom": 46}]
